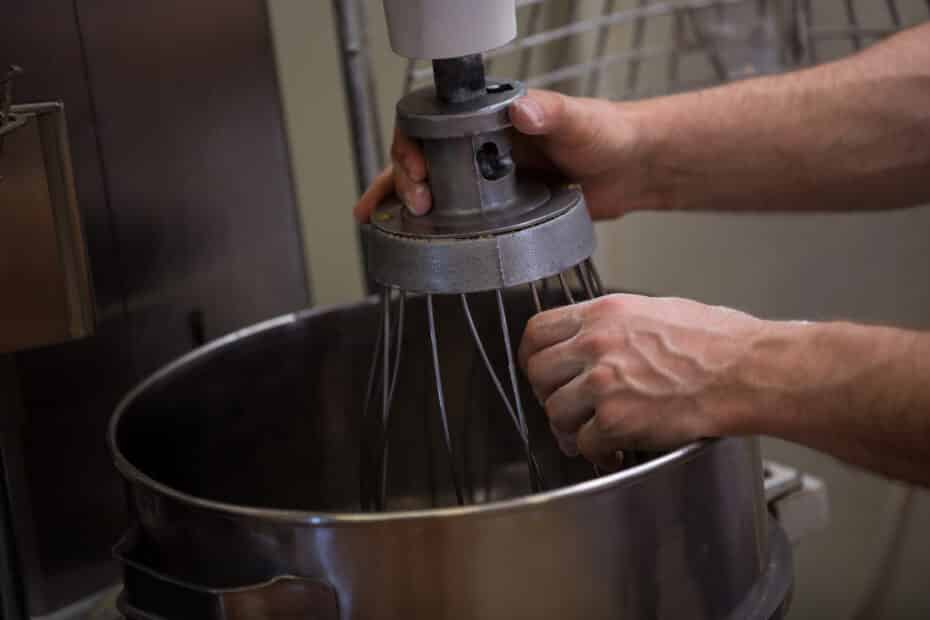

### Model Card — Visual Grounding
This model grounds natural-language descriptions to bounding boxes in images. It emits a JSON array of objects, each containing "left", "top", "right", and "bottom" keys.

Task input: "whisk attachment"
[{"left": 363, "top": 55, "right": 599, "bottom": 511}]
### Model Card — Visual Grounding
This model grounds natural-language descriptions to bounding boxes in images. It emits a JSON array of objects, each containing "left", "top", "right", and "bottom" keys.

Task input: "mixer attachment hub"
[{"left": 369, "top": 78, "right": 596, "bottom": 293}]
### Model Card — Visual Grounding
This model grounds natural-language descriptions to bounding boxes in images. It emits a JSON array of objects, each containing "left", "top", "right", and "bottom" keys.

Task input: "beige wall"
[
  {"left": 269, "top": 1, "right": 930, "bottom": 617},
  {"left": 268, "top": 0, "right": 410, "bottom": 306}
]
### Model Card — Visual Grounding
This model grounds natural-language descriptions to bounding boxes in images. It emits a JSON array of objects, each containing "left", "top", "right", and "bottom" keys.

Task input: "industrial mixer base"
[{"left": 110, "top": 292, "right": 793, "bottom": 620}]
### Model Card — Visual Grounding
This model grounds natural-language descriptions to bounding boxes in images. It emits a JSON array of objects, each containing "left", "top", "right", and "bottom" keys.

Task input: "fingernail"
[
  {"left": 405, "top": 184, "right": 430, "bottom": 215},
  {"left": 512, "top": 97, "right": 545, "bottom": 132}
]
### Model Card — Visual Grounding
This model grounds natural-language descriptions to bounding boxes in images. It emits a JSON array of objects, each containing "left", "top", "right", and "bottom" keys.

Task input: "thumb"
[{"left": 509, "top": 90, "right": 600, "bottom": 148}]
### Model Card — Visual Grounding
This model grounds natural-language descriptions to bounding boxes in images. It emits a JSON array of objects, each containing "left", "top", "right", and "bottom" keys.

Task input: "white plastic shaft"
[{"left": 382, "top": 0, "right": 517, "bottom": 60}]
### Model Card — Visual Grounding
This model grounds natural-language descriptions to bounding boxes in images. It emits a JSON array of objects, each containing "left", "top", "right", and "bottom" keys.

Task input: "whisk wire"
[
  {"left": 462, "top": 293, "right": 543, "bottom": 492},
  {"left": 461, "top": 295, "right": 527, "bottom": 442},
  {"left": 576, "top": 264, "right": 596, "bottom": 300},
  {"left": 360, "top": 297, "right": 386, "bottom": 511},
  {"left": 375, "top": 291, "right": 393, "bottom": 510},
  {"left": 378, "top": 290, "right": 407, "bottom": 509},
  {"left": 585, "top": 259, "right": 606, "bottom": 297},
  {"left": 529, "top": 282, "right": 543, "bottom": 314},
  {"left": 427, "top": 294, "right": 466, "bottom": 505},
  {"left": 496, "top": 290, "right": 544, "bottom": 492},
  {"left": 558, "top": 273, "right": 576, "bottom": 305}
]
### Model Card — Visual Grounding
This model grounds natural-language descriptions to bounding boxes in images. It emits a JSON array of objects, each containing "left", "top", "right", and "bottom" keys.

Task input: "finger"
[
  {"left": 549, "top": 422, "right": 581, "bottom": 458},
  {"left": 393, "top": 164, "right": 432, "bottom": 215},
  {"left": 545, "top": 370, "right": 600, "bottom": 435},
  {"left": 509, "top": 90, "right": 551, "bottom": 136},
  {"left": 391, "top": 128, "right": 427, "bottom": 183},
  {"left": 510, "top": 90, "right": 600, "bottom": 149},
  {"left": 518, "top": 305, "right": 582, "bottom": 371},
  {"left": 525, "top": 340, "right": 587, "bottom": 402},
  {"left": 576, "top": 414, "right": 625, "bottom": 473},
  {"left": 354, "top": 167, "right": 395, "bottom": 223},
  {"left": 389, "top": 128, "right": 432, "bottom": 215}
]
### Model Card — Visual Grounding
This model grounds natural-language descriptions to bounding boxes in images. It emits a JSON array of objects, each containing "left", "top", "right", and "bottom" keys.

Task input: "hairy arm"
[
  {"left": 519, "top": 295, "right": 930, "bottom": 487},
  {"left": 738, "top": 320, "right": 930, "bottom": 485},
  {"left": 633, "top": 21, "right": 930, "bottom": 215}
]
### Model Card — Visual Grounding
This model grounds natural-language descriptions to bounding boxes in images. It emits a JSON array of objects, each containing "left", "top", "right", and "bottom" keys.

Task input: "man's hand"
[
  {"left": 353, "top": 90, "right": 657, "bottom": 223},
  {"left": 519, "top": 293, "right": 930, "bottom": 487},
  {"left": 518, "top": 294, "right": 784, "bottom": 471}
]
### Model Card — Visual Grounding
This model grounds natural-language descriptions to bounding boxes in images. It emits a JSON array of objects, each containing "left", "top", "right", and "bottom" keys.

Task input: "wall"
[
  {"left": 268, "top": 1, "right": 930, "bottom": 617},
  {"left": 268, "top": 0, "right": 405, "bottom": 306}
]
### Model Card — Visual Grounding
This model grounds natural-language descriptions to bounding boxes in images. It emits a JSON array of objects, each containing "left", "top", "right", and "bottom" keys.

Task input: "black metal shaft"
[{"left": 432, "top": 54, "right": 487, "bottom": 104}]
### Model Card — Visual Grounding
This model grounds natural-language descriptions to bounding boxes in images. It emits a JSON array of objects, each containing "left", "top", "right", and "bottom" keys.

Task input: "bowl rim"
[{"left": 108, "top": 298, "right": 715, "bottom": 527}]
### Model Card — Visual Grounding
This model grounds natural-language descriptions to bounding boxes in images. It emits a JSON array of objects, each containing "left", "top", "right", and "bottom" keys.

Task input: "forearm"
[
  {"left": 628, "top": 22, "right": 930, "bottom": 215},
  {"left": 728, "top": 320, "right": 930, "bottom": 486}
]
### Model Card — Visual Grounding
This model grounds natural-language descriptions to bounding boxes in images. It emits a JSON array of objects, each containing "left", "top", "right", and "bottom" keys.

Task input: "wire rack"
[{"left": 399, "top": 0, "right": 929, "bottom": 100}]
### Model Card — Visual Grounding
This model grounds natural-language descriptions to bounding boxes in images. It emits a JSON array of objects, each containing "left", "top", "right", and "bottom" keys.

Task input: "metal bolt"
[
  {"left": 1, "top": 65, "right": 23, "bottom": 124},
  {"left": 0, "top": 66, "right": 23, "bottom": 155}
]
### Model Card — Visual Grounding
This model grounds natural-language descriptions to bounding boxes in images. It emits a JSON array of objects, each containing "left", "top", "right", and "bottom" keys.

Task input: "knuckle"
[
  {"left": 596, "top": 294, "right": 626, "bottom": 315},
  {"left": 546, "top": 402, "right": 569, "bottom": 430},
  {"left": 591, "top": 410, "right": 616, "bottom": 437},
  {"left": 520, "top": 317, "right": 545, "bottom": 354},
  {"left": 584, "top": 364, "right": 615, "bottom": 395},
  {"left": 576, "top": 331, "right": 610, "bottom": 357},
  {"left": 524, "top": 313, "right": 544, "bottom": 338},
  {"left": 525, "top": 354, "right": 545, "bottom": 385}
]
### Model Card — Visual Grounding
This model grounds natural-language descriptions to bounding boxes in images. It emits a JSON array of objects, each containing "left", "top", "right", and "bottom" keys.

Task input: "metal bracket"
[
  {"left": 114, "top": 532, "right": 341, "bottom": 620},
  {"left": 1, "top": 66, "right": 27, "bottom": 152},
  {"left": 764, "top": 460, "right": 830, "bottom": 545},
  {"left": 1, "top": 66, "right": 23, "bottom": 122}
]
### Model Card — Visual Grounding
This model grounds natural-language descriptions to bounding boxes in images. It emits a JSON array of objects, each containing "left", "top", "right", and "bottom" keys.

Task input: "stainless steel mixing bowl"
[{"left": 109, "top": 293, "right": 792, "bottom": 619}]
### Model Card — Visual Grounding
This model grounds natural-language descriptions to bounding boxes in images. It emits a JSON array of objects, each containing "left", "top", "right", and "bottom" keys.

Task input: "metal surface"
[
  {"left": 1, "top": 66, "right": 24, "bottom": 130},
  {"left": 391, "top": 79, "right": 528, "bottom": 232},
  {"left": 371, "top": 177, "right": 555, "bottom": 237},
  {"left": 110, "top": 297, "right": 791, "bottom": 619},
  {"left": 0, "top": 0, "right": 310, "bottom": 613},
  {"left": 116, "top": 531, "right": 340, "bottom": 620},
  {"left": 1, "top": 101, "right": 95, "bottom": 354},
  {"left": 369, "top": 188, "right": 594, "bottom": 294},
  {"left": 395, "top": 82, "right": 523, "bottom": 139},
  {"left": 370, "top": 53, "right": 596, "bottom": 294},
  {"left": 432, "top": 55, "right": 488, "bottom": 104},
  {"left": 75, "top": 0, "right": 310, "bottom": 373},
  {"left": 331, "top": 0, "right": 384, "bottom": 195}
]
